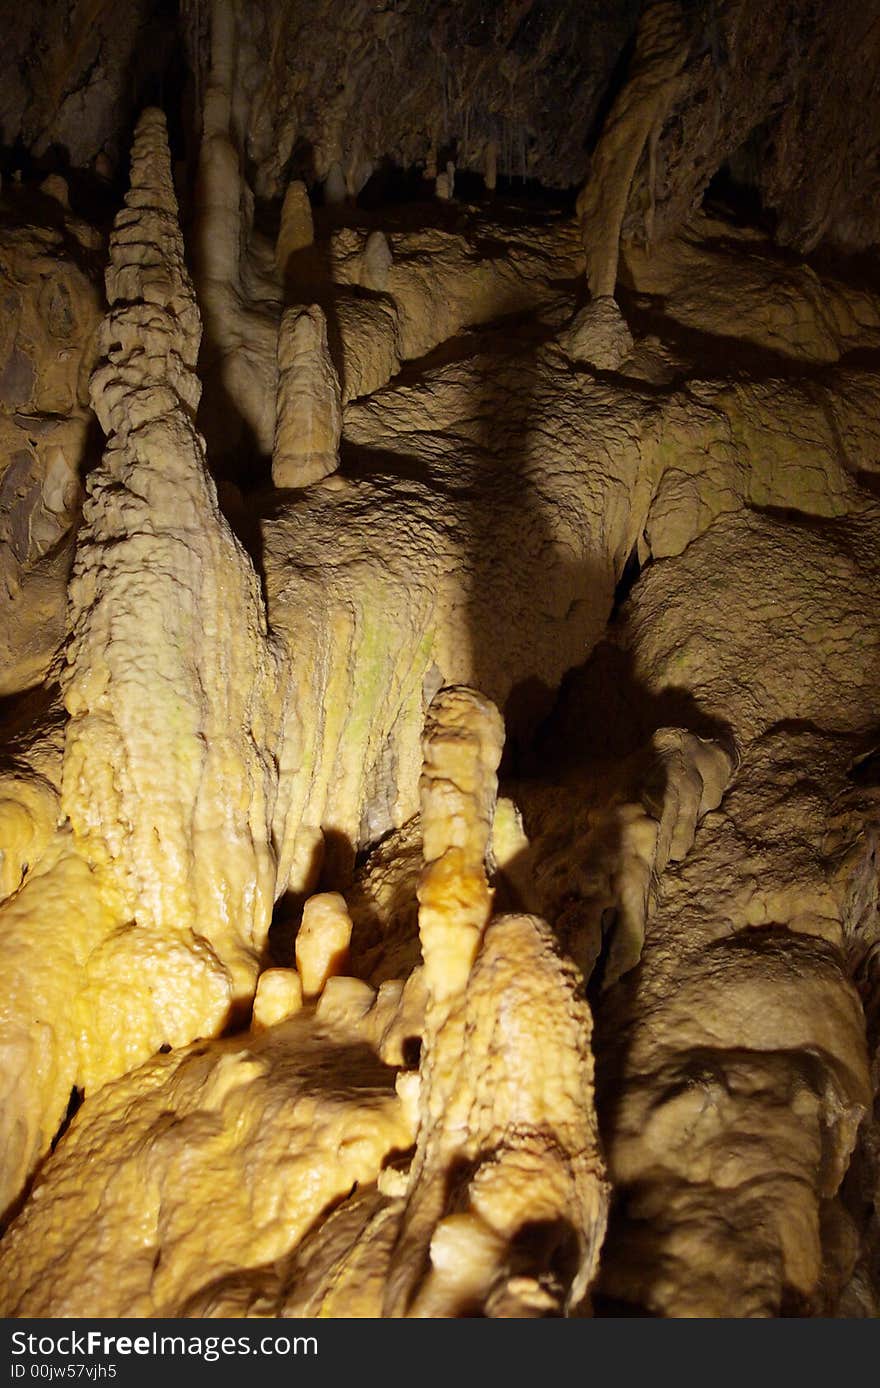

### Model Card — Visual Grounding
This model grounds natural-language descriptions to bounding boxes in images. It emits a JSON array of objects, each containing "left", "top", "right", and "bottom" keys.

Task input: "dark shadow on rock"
[
  {"left": 196, "top": 343, "right": 269, "bottom": 484},
  {"left": 532, "top": 635, "right": 735, "bottom": 777},
  {"left": 338, "top": 441, "right": 436, "bottom": 488},
  {"left": 454, "top": 336, "right": 586, "bottom": 774},
  {"left": 267, "top": 826, "right": 356, "bottom": 968},
  {"left": 282, "top": 221, "right": 347, "bottom": 400}
]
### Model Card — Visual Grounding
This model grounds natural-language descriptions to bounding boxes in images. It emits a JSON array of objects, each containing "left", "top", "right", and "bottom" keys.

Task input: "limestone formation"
[
  {"left": 64, "top": 106, "right": 280, "bottom": 1003},
  {"left": 0, "top": 688, "right": 605, "bottom": 1320},
  {"left": 324, "top": 162, "right": 347, "bottom": 206},
  {"left": 276, "top": 179, "right": 314, "bottom": 276},
  {"left": 0, "top": 213, "right": 102, "bottom": 697},
  {"left": 0, "top": 1012, "right": 416, "bottom": 1316},
  {"left": 385, "top": 688, "right": 607, "bottom": 1317},
  {"left": 295, "top": 891, "right": 353, "bottom": 998},
  {"left": 5, "top": 2, "right": 880, "bottom": 255},
  {"left": 192, "top": 0, "right": 279, "bottom": 460},
  {"left": 414, "top": 687, "right": 503, "bottom": 1004},
  {"left": 3, "top": 0, "right": 880, "bottom": 1324},
  {"left": 251, "top": 967, "right": 303, "bottom": 1029},
  {"left": 0, "top": 107, "right": 281, "bottom": 1221},
  {"left": 559, "top": 296, "right": 634, "bottom": 371},
  {"left": 576, "top": 0, "right": 690, "bottom": 298},
  {"left": 360, "top": 230, "right": 393, "bottom": 292},
  {"left": 272, "top": 304, "right": 342, "bottom": 487},
  {"left": 435, "top": 162, "right": 455, "bottom": 201}
]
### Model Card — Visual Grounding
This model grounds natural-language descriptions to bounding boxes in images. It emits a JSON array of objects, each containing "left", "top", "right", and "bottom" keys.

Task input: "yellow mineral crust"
[
  {"left": 385, "top": 687, "right": 608, "bottom": 1317},
  {"left": 0, "top": 688, "right": 607, "bottom": 1319},
  {"left": 0, "top": 1014, "right": 414, "bottom": 1318},
  {"left": 415, "top": 686, "right": 504, "bottom": 1003},
  {"left": 184, "top": 1187, "right": 405, "bottom": 1319},
  {"left": 0, "top": 835, "right": 111, "bottom": 1221},
  {"left": 388, "top": 911, "right": 609, "bottom": 1318},
  {"left": 62, "top": 107, "right": 280, "bottom": 1001},
  {"left": 0, "top": 769, "right": 58, "bottom": 903},
  {"left": 0, "top": 108, "right": 282, "bottom": 1220},
  {"left": 251, "top": 968, "right": 303, "bottom": 1030}
]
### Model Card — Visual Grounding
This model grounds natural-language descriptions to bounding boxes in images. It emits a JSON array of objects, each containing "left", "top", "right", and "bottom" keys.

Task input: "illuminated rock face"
[
  {"left": 0, "top": 689, "right": 606, "bottom": 1319},
  {"left": 272, "top": 305, "right": 342, "bottom": 488},
  {"left": 0, "top": 110, "right": 281, "bottom": 1224},
  {"left": 63, "top": 109, "right": 280, "bottom": 1007},
  {"left": 2, "top": 2, "right": 880, "bottom": 1321}
]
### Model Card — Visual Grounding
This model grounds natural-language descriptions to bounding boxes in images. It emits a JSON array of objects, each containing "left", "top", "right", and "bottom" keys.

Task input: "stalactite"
[{"left": 576, "top": 0, "right": 691, "bottom": 298}]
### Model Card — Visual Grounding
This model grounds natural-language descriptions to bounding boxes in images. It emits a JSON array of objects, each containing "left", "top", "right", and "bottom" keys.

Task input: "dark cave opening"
[
  {"left": 611, "top": 544, "right": 645, "bottom": 621},
  {"left": 329, "top": 157, "right": 578, "bottom": 214},
  {"left": 702, "top": 126, "right": 777, "bottom": 237}
]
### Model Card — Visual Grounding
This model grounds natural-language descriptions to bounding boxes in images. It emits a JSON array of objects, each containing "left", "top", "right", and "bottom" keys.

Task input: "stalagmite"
[
  {"left": 558, "top": 295, "right": 634, "bottom": 371},
  {"left": 415, "top": 687, "right": 503, "bottom": 1003},
  {"left": 272, "top": 304, "right": 342, "bottom": 487},
  {"left": 295, "top": 891, "right": 353, "bottom": 998},
  {"left": 0, "top": 104, "right": 281, "bottom": 1217},
  {"left": 435, "top": 169, "right": 453, "bottom": 200},
  {"left": 384, "top": 688, "right": 608, "bottom": 1317},
  {"left": 360, "top": 230, "right": 393, "bottom": 292},
  {"left": 251, "top": 968, "right": 303, "bottom": 1030},
  {"left": 63, "top": 103, "right": 280, "bottom": 1004},
  {"left": 276, "top": 178, "right": 314, "bottom": 276},
  {"left": 324, "top": 162, "right": 347, "bottom": 206}
]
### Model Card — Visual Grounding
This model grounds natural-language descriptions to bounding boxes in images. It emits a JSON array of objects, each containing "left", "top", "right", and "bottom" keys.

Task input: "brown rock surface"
[
  {"left": 0, "top": 215, "right": 102, "bottom": 696},
  {"left": 2, "top": 4, "right": 880, "bottom": 1320}
]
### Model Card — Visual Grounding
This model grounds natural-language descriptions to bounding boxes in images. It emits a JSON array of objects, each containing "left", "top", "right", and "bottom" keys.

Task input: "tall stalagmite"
[
  {"left": 2, "top": 0, "right": 880, "bottom": 1322},
  {"left": 386, "top": 688, "right": 608, "bottom": 1317},
  {"left": 0, "top": 107, "right": 283, "bottom": 1227},
  {"left": 63, "top": 106, "right": 280, "bottom": 1014}
]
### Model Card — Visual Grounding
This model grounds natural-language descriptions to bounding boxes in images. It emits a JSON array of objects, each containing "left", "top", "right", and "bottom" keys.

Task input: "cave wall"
[
  {"left": 0, "top": 0, "right": 879, "bottom": 1321},
  {"left": 3, "top": 0, "right": 879, "bottom": 257}
]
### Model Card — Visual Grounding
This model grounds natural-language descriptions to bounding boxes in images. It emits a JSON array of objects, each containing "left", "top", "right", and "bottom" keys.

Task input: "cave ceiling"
[{"left": 0, "top": 0, "right": 880, "bottom": 1323}]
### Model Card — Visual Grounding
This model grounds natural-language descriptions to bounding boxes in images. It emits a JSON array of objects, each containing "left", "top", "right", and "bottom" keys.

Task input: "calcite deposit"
[{"left": 1, "top": 0, "right": 880, "bottom": 1322}]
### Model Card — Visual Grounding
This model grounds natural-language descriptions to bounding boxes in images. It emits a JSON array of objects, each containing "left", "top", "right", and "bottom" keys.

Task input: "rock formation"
[
  {"left": 0, "top": 686, "right": 607, "bottom": 1318},
  {"left": 272, "top": 305, "right": 342, "bottom": 487},
  {"left": 1, "top": 0, "right": 880, "bottom": 1323},
  {"left": 577, "top": 0, "right": 690, "bottom": 300},
  {"left": 384, "top": 687, "right": 607, "bottom": 1318},
  {"left": 0, "top": 107, "right": 280, "bottom": 1222},
  {"left": 64, "top": 105, "right": 280, "bottom": 1005}
]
